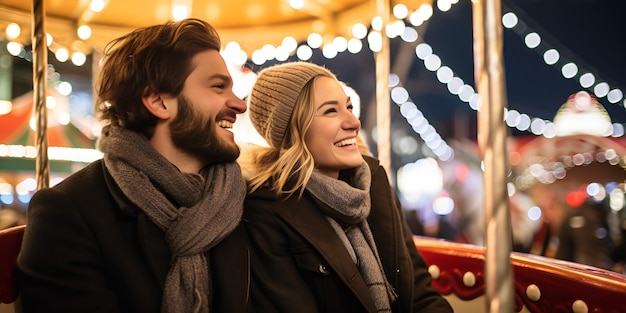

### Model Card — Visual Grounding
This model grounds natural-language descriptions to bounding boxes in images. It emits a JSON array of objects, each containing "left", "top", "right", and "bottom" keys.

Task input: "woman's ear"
[{"left": 142, "top": 88, "right": 171, "bottom": 119}]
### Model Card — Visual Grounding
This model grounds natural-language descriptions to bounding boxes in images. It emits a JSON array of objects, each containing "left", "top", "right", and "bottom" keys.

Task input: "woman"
[{"left": 241, "top": 61, "right": 453, "bottom": 313}]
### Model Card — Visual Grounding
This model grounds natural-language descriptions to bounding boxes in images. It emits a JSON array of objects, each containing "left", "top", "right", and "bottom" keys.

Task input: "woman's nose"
[{"left": 343, "top": 111, "right": 361, "bottom": 130}]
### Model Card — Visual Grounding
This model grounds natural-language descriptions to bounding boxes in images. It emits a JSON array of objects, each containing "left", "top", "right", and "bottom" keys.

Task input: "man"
[{"left": 16, "top": 18, "right": 251, "bottom": 313}]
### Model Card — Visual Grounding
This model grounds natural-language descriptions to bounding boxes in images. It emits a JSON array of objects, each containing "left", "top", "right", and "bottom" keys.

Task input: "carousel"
[{"left": 1, "top": 0, "right": 626, "bottom": 312}]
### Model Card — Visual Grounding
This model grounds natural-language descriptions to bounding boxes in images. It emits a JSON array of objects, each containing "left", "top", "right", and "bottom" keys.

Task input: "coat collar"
[{"left": 273, "top": 191, "right": 378, "bottom": 312}]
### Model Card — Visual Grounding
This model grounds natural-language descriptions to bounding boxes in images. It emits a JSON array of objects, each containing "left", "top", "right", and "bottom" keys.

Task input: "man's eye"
[{"left": 347, "top": 104, "right": 354, "bottom": 111}]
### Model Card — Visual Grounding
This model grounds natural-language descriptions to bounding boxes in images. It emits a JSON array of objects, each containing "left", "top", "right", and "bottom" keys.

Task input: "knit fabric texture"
[
  {"left": 248, "top": 62, "right": 334, "bottom": 148},
  {"left": 306, "top": 162, "right": 397, "bottom": 312},
  {"left": 98, "top": 125, "right": 246, "bottom": 313}
]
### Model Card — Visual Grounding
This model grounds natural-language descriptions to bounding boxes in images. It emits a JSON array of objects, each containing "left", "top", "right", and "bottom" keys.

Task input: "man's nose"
[{"left": 228, "top": 93, "right": 247, "bottom": 114}]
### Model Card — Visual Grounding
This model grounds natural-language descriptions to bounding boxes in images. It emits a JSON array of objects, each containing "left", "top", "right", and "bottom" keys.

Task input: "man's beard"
[{"left": 169, "top": 95, "right": 240, "bottom": 166}]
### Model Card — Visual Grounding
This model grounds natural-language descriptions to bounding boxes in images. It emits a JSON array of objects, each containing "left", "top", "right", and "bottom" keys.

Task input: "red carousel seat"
[
  {"left": 414, "top": 235, "right": 626, "bottom": 313},
  {"left": 0, "top": 225, "right": 25, "bottom": 304}
]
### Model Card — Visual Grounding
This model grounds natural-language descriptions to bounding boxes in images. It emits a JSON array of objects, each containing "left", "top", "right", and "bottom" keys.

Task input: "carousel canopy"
[{"left": 0, "top": 0, "right": 429, "bottom": 56}]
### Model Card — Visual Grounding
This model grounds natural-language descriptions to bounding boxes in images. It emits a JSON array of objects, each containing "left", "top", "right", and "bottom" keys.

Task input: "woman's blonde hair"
[{"left": 246, "top": 75, "right": 333, "bottom": 197}]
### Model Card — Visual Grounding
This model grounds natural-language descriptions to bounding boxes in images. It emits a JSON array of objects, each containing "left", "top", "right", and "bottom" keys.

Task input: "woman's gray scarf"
[
  {"left": 306, "top": 161, "right": 397, "bottom": 312},
  {"left": 98, "top": 125, "right": 246, "bottom": 313}
]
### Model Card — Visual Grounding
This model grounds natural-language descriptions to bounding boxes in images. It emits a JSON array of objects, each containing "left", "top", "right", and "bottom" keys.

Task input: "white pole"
[
  {"left": 374, "top": 0, "right": 391, "bottom": 177},
  {"left": 472, "top": 0, "right": 514, "bottom": 312}
]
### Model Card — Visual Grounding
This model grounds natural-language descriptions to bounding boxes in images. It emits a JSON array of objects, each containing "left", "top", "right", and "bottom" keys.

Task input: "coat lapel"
[
  {"left": 102, "top": 162, "right": 170, "bottom": 288},
  {"left": 137, "top": 214, "right": 170, "bottom": 288},
  {"left": 277, "top": 194, "right": 378, "bottom": 312}
]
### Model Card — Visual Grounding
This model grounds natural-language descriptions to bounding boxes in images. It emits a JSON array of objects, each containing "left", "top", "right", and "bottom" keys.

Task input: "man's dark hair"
[{"left": 95, "top": 18, "right": 221, "bottom": 138}]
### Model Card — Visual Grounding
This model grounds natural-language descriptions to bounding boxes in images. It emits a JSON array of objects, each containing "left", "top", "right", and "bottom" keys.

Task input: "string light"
[
  {"left": 501, "top": 6, "right": 625, "bottom": 110},
  {"left": 5, "top": 23, "right": 20, "bottom": 39},
  {"left": 392, "top": 77, "right": 455, "bottom": 162}
]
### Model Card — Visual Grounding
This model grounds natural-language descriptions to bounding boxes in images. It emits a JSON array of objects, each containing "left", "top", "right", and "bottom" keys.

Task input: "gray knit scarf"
[
  {"left": 306, "top": 162, "right": 397, "bottom": 312},
  {"left": 98, "top": 125, "right": 246, "bottom": 313}
]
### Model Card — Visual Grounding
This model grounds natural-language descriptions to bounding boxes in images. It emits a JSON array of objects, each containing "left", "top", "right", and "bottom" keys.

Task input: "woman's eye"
[{"left": 347, "top": 104, "right": 354, "bottom": 111}]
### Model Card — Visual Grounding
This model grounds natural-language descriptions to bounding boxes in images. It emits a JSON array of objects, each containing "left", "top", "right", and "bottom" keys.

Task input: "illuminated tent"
[
  {"left": 511, "top": 92, "right": 626, "bottom": 190},
  {"left": 0, "top": 92, "right": 95, "bottom": 148},
  {"left": 0, "top": 91, "right": 97, "bottom": 173}
]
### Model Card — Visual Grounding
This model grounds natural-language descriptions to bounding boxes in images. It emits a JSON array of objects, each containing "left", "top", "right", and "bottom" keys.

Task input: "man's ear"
[{"left": 142, "top": 88, "right": 171, "bottom": 119}]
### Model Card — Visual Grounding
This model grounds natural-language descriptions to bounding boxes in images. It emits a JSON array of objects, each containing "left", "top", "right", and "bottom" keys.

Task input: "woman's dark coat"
[
  {"left": 16, "top": 160, "right": 251, "bottom": 313},
  {"left": 243, "top": 156, "right": 452, "bottom": 312}
]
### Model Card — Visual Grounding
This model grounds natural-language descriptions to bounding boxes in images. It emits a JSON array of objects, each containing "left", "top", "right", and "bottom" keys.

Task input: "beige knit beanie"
[{"left": 248, "top": 62, "right": 335, "bottom": 148}]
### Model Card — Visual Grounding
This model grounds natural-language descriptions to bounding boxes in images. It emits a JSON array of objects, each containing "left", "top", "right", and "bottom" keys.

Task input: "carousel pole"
[
  {"left": 374, "top": 0, "right": 391, "bottom": 177},
  {"left": 471, "top": 0, "right": 513, "bottom": 312},
  {"left": 32, "top": 0, "right": 49, "bottom": 189}
]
